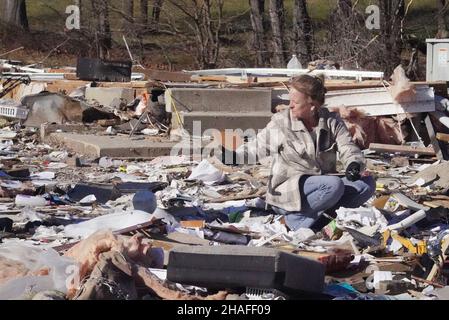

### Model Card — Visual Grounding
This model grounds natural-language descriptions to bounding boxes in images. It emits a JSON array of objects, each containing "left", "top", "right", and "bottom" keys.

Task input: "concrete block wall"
[{"left": 165, "top": 88, "right": 274, "bottom": 138}]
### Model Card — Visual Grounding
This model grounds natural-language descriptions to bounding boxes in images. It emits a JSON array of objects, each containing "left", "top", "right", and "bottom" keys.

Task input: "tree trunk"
[
  {"left": 292, "top": 0, "right": 313, "bottom": 66},
  {"left": 0, "top": 0, "right": 28, "bottom": 31},
  {"left": 140, "top": 0, "right": 149, "bottom": 25},
  {"left": 268, "top": 0, "right": 287, "bottom": 67},
  {"left": 91, "top": 0, "right": 112, "bottom": 59},
  {"left": 437, "top": 0, "right": 449, "bottom": 38},
  {"left": 152, "top": 0, "right": 164, "bottom": 24},
  {"left": 249, "top": 0, "right": 270, "bottom": 67},
  {"left": 74, "top": 0, "right": 82, "bottom": 26},
  {"left": 405, "top": 48, "right": 419, "bottom": 80},
  {"left": 338, "top": 0, "right": 353, "bottom": 18},
  {"left": 165, "top": 0, "right": 223, "bottom": 69},
  {"left": 379, "top": 0, "right": 405, "bottom": 77},
  {"left": 123, "top": 0, "right": 134, "bottom": 28}
]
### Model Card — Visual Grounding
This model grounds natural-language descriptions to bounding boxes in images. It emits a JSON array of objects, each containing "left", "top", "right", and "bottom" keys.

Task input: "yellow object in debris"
[
  {"left": 376, "top": 182, "right": 385, "bottom": 191},
  {"left": 119, "top": 166, "right": 127, "bottom": 173},
  {"left": 373, "top": 195, "right": 389, "bottom": 209},
  {"left": 382, "top": 229, "right": 427, "bottom": 255},
  {"left": 166, "top": 89, "right": 184, "bottom": 128}
]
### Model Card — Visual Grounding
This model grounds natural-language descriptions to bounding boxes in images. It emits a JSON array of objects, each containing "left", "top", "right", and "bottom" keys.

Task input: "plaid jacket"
[{"left": 236, "top": 108, "right": 365, "bottom": 212}]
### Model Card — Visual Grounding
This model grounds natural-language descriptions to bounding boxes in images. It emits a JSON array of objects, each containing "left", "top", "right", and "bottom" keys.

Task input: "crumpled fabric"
[{"left": 64, "top": 230, "right": 153, "bottom": 298}]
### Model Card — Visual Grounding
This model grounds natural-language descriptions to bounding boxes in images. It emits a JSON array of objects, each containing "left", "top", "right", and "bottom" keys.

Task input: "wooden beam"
[
  {"left": 146, "top": 70, "right": 192, "bottom": 82},
  {"left": 436, "top": 132, "right": 449, "bottom": 142},
  {"left": 425, "top": 115, "right": 446, "bottom": 160},
  {"left": 369, "top": 143, "right": 436, "bottom": 156}
]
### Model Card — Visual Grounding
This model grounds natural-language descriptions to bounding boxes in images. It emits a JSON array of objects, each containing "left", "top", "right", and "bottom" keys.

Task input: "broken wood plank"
[
  {"left": 431, "top": 195, "right": 449, "bottom": 200},
  {"left": 412, "top": 275, "right": 444, "bottom": 288},
  {"left": 180, "top": 220, "right": 206, "bottom": 229},
  {"left": 192, "top": 75, "right": 228, "bottom": 82},
  {"left": 425, "top": 115, "right": 446, "bottom": 160},
  {"left": 436, "top": 132, "right": 449, "bottom": 142},
  {"left": 369, "top": 143, "right": 436, "bottom": 156},
  {"left": 146, "top": 69, "right": 192, "bottom": 82},
  {"left": 203, "top": 187, "right": 267, "bottom": 203},
  {"left": 424, "top": 199, "right": 449, "bottom": 209},
  {"left": 63, "top": 73, "right": 78, "bottom": 80}
]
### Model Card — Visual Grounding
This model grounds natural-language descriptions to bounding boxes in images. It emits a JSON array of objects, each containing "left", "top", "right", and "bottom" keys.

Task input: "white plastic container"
[{"left": 287, "top": 54, "right": 302, "bottom": 69}]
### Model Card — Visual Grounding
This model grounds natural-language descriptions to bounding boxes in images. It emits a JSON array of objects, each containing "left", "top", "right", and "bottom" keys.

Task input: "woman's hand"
[{"left": 361, "top": 170, "right": 371, "bottom": 178}]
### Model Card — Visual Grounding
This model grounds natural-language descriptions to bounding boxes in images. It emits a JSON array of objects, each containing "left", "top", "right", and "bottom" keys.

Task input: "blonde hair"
[{"left": 290, "top": 74, "right": 327, "bottom": 105}]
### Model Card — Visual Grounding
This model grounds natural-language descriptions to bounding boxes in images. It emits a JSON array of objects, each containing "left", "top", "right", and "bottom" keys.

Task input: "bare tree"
[
  {"left": 269, "top": 0, "right": 287, "bottom": 67},
  {"left": 292, "top": 0, "right": 313, "bottom": 66},
  {"left": 0, "top": 0, "right": 28, "bottom": 31},
  {"left": 323, "top": 0, "right": 381, "bottom": 70},
  {"left": 74, "top": 0, "right": 82, "bottom": 25},
  {"left": 379, "top": 0, "right": 405, "bottom": 76},
  {"left": 123, "top": 0, "right": 135, "bottom": 28},
  {"left": 140, "top": 0, "right": 149, "bottom": 25},
  {"left": 405, "top": 47, "right": 419, "bottom": 80},
  {"left": 249, "top": 0, "right": 270, "bottom": 67},
  {"left": 91, "top": 0, "right": 112, "bottom": 59},
  {"left": 152, "top": 0, "right": 164, "bottom": 25},
  {"left": 437, "top": 0, "right": 449, "bottom": 38},
  {"left": 167, "top": 0, "right": 224, "bottom": 69},
  {"left": 338, "top": 0, "right": 353, "bottom": 18}
]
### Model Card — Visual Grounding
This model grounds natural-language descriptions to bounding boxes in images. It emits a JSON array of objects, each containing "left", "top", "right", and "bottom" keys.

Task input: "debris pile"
[{"left": 1, "top": 60, "right": 449, "bottom": 300}]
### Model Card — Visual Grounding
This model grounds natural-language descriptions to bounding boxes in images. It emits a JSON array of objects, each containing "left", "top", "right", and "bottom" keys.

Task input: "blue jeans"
[{"left": 273, "top": 175, "right": 376, "bottom": 231}]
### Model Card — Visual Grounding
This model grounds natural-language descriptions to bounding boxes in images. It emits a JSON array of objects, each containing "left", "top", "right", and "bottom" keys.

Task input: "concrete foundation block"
[
  {"left": 166, "top": 88, "right": 272, "bottom": 113},
  {"left": 85, "top": 87, "right": 135, "bottom": 107}
]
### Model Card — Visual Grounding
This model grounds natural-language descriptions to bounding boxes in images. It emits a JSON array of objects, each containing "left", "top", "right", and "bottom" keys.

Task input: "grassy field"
[{"left": 2, "top": 0, "right": 442, "bottom": 70}]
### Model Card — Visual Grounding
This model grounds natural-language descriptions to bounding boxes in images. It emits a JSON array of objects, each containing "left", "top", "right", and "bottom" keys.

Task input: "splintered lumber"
[
  {"left": 425, "top": 115, "right": 447, "bottom": 160},
  {"left": 324, "top": 85, "right": 435, "bottom": 116},
  {"left": 369, "top": 143, "right": 436, "bottom": 156},
  {"left": 436, "top": 132, "right": 449, "bottom": 142},
  {"left": 45, "top": 80, "right": 152, "bottom": 96},
  {"left": 146, "top": 70, "right": 192, "bottom": 82}
]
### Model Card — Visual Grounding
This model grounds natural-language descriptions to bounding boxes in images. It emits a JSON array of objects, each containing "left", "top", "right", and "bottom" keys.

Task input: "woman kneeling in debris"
[{"left": 223, "top": 75, "right": 376, "bottom": 231}]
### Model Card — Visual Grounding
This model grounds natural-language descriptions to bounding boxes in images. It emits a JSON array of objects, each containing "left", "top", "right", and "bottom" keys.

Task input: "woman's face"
[{"left": 289, "top": 87, "right": 315, "bottom": 120}]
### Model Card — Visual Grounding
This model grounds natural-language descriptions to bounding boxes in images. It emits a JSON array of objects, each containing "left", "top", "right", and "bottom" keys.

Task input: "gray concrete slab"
[
  {"left": 40, "top": 123, "right": 103, "bottom": 141},
  {"left": 167, "top": 88, "right": 272, "bottom": 113},
  {"left": 85, "top": 87, "right": 135, "bottom": 107},
  {"left": 46, "top": 133, "right": 181, "bottom": 158},
  {"left": 173, "top": 111, "right": 273, "bottom": 133}
]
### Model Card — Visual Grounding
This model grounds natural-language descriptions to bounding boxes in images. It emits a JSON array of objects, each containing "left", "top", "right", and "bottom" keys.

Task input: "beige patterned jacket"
[{"left": 236, "top": 108, "right": 365, "bottom": 212}]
